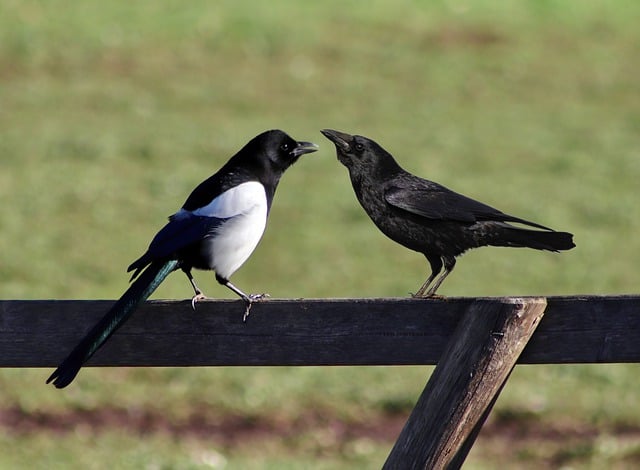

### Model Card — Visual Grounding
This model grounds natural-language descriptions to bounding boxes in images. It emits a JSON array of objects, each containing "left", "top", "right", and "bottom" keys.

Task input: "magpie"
[
  {"left": 321, "top": 129, "right": 575, "bottom": 297},
  {"left": 47, "top": 129, "right": 318, "bottom": 388}
]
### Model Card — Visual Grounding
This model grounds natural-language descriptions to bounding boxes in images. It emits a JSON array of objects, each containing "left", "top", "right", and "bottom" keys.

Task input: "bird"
[
  {"left": 321, "top": 129, "right": 575, "bottom": 297},
  {"left": 47, "top": 129, "right": 318, "bottom": 388}
]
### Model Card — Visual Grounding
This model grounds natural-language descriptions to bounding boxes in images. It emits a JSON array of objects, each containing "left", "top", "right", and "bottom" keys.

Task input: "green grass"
[{"left": 2, "top": 0, "right": 640, "bottom": 468}]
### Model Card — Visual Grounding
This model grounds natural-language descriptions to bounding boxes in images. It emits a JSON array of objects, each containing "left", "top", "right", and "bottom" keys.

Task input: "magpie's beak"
[
  {"left": 320, "top": 129, "right": 352, "bottom": 152},
  {"left": 292, "top": 141, "right": 319, "bottom": 158}
]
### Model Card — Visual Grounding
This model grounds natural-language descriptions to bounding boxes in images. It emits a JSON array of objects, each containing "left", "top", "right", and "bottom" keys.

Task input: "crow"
[{"left": 321, "top": 129, "right": 575, "bottom": 297}]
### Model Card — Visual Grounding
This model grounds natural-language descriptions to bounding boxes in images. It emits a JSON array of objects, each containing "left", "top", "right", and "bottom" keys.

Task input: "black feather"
[{"left": 46, "top": 260, "right": 178, "bottom": 388}]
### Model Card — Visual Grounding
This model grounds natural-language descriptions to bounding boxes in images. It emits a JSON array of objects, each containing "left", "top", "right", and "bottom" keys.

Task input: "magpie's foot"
[
  {"left": 249, "top": 293, "right": 270, "bottom": 302},
  {"left": 191, "top": 293, "right": 210, "bottom": 310},
  {"left": 242, "top": 293, "right": 270, "bottom": 322}
]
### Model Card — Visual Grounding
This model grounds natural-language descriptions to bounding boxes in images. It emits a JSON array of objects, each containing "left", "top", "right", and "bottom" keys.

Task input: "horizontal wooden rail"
[{"left": 1, "top": 296, "right": 639, "bottom": 368}]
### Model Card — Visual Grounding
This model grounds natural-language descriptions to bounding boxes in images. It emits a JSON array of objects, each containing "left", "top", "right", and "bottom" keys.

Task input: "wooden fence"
[{"left": 2, "top": 296, "right": 639, "bottom": 468}]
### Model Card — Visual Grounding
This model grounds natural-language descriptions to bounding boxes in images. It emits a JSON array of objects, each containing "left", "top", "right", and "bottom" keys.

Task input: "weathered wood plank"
[
  {"left": 0, "top": 296, "right": 638, "bottom": 367},
  {"left": 520, "top": 295, "right": 640, "bottom": 363},
  {"left": 383, "top": 297, "right": 546, "bottom": 470}
]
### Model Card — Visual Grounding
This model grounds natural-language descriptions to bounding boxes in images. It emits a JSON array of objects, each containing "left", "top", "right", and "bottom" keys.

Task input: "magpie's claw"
[
  {"left": 191, "top": 293, "right": 209, "bottom": 310},
  {"left": 242, "top": 293, "right": 270, "bottom": 322}
]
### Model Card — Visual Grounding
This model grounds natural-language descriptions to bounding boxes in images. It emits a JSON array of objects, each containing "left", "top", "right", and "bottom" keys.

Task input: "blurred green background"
[{"left": 1, "top": 0, "right": 640, "bottom": 468}]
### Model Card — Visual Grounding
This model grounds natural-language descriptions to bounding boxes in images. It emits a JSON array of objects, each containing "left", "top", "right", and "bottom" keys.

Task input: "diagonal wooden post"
[{"left": 383, "top": 297, "right": 547, "bottom": 470}]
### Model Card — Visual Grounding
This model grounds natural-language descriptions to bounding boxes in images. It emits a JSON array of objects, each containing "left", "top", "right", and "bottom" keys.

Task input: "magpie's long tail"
[{"left": 46, "top": 259, "right": 179, "bottom": 389}]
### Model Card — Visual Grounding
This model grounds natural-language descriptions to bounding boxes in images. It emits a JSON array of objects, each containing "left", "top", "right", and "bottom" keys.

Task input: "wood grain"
[
  {"left": 0, "top": 296, "right": 638, "bottom": 367},
  {"left": 383, "top": 297, "right": 546, "bottom": 470}
]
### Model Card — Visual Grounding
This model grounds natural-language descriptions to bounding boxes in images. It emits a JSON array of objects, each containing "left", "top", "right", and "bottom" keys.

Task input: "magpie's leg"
[
  {"left": 182, "top": 267, "right": 209, "bottom": 310},
  {"left": 413, "top": 255, "right": 443, "bottom": 298},
  {"left": 216, "top": 274, "right": 269, "bottom": 322},
  {"left": 425, "top": 256, "right": 456, "bottom": 297}
]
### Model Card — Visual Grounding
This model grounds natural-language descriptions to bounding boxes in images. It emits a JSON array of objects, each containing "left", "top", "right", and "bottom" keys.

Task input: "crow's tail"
[
  {"left": 46, "top": 259, "right": 178, "bottom": 389},
  {"left": 493, "top": 227, "right": 575, "bottom": 252}
]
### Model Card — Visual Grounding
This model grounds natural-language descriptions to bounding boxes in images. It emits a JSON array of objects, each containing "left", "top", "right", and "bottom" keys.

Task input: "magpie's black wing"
[
  {"left": 127, "top": 212, "right": 226, "bottom": 278},
  {"left": 384, "top": 179, "right": 553, "bottom": 230},
  {"left": 149, "top": 212, "right": 227, "bottom": 258}
]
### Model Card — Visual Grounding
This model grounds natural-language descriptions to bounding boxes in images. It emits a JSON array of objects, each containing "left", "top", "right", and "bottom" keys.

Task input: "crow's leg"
[
  {"left": 413, "top": 255, "right": 443, "bottom": 298},
  {"left": 425, "top": 255, "right": 456, "bottom": 296}
]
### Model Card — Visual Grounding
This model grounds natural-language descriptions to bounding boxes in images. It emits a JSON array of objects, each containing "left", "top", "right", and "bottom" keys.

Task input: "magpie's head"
[
  {"left": 256, "top": 130, "right": 318, "bottom": 172},
  {"left": 321, "top": 129, "right": 397, "bottom": 176}
]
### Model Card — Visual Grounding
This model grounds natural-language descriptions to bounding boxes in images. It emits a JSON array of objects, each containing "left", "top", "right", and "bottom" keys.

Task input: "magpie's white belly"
[
  {"left": 175, "top": 181, "right": 269, "bottom": 279},
  {"left": 208, "top": 204, "right": 267, "bottom": 279}
]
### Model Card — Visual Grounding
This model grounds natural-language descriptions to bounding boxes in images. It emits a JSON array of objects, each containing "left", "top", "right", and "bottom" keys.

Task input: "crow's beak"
[
  {"left": 320, "top": 129, "right": 353, "bottom": 152},
  {"left": 292, "top": 141, "right": 319, "bottom": 158}
]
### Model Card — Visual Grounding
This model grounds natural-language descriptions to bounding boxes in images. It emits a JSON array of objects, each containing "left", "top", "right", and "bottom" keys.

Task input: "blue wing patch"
[{"left": 127, "top": 211, "right": 227, "bottom": 279}]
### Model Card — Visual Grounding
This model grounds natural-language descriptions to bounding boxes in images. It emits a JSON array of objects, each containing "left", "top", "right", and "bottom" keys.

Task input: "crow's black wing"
[{"left": 384, "top": 179, "right": 553, "bottom": 230}]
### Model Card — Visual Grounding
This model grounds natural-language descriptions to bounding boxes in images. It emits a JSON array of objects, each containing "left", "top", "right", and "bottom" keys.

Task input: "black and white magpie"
[
  {"left": 321, "top": 129, "right": 574, "bottom": 297},
  {"left": 47, "top": 129, "right": 318, "bottom": 388}
]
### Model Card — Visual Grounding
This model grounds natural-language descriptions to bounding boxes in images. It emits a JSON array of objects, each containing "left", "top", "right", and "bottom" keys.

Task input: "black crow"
[{"left": 321, "top": 129, "right": 574, "bottom": 297}]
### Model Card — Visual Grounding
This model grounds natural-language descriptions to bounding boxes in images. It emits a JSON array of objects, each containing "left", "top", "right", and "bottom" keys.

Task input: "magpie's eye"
[
  {"left": 354, "top": 143, "right": 365, "bottom": 152},
  {"left": 281, "top": 143, "right": 290, "bottom": 152}
]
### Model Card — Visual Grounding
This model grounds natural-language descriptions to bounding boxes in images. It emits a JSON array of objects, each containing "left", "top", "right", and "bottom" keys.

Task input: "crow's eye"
[
  {"left": 354, "top": 143, "right": 365, "bottom": 152},
  {"left": 281, "top": 143, "right": 290, "bottom": 152}
]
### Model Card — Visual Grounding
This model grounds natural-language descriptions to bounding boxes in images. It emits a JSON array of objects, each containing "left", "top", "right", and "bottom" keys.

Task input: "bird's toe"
[
  {"left": 411, "top": 292, "right": 446, "bottom": 300},
  {"left": 248, "top": 293, "right": 270, "bottom": 302},
  {"left": 191, "top": 293, "right": 209, "bottom": 310}
]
